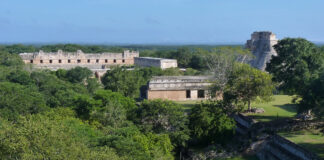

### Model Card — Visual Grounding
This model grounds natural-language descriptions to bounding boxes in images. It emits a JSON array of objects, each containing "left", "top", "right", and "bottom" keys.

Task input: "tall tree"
[
  {"left": 0, "top": 108, "right": 120, "bottom": 160},
  {"left": 101, "top": 67, "right": 145, "bottom": 98},
  {"left": 172, "top": 47, "right": 193, "bottom": 67},
  {"left": 31, "top": 71, "right": 88, "bottom": 108},
  {"left": 298, "top": 71, "right": 324, "bottom": 118},
  {"left": 207, "top": 47, "right": 253, "bottom": 93},
  {"left": 224, "top": 63, "right": 275, "bottom": 111},
  {"left": 4, "top": 44, "right": 36, "bottom": 54},
  {"left": 66, "top": 67, "right": 92, "bottom": 83},
  {"left": 266, "top": 38, "right": 324, "bottom": 94},
  {"left": 189, "top": 101, "right": 236, "bottom": 145},
  {"left": 135, "top": 99, "right": 190, "bottom": 149},
  {"left": 0, "top": 51, "right": 24, "bottom": 68},
  {"left": 0, "top": 82, "right": 48, "bottom": 120}
]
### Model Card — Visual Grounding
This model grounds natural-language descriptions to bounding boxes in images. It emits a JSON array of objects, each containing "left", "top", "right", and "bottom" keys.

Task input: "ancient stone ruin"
[
  {"left": 257, "top": 134, "right": 320, "bottom": 160},
  {"left": 233, "top": 113, "right": 321, "bottom": 160},
  {"left": 134, "top": 57, "right": 178, "bottom": 69},
  {"left": 146, "top": 76, "right": 215, "bottom": 101},
  {"left": 246, "top": 31, "right": 278, "bottom": 71},
  {"left": 19, "top": 50, "right": 139, "bottom": 77},
  {"left": 19, "top": 49, "right": 139, "bottom": 70}
]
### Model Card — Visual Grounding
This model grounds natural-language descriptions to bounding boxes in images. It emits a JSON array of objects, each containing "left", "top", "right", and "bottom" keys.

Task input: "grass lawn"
[
  {"left": 246, "top": 95, "right": 297, "bottom": 122},
  {"left": 279, "top": 129, "right": 324, "bottom": 159},
  {"left": 176, "top": 95, "right": 297, "bottom": 122}
]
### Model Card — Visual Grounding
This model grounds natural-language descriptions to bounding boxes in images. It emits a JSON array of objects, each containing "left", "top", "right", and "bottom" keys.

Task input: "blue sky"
[{"left": 0, "top": 0, "right": 323, "bottom": 44}]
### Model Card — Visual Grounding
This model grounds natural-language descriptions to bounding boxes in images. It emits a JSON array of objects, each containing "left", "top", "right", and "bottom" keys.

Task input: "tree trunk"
[
  {"left": 241, "top": 55, "right": 247, "bottom": 64},
  {"left": 307, "top": 109, "right": 312, "bottom": 115},
  {"left": 248, "top": 100, "right": 251, "bottom": 111}
]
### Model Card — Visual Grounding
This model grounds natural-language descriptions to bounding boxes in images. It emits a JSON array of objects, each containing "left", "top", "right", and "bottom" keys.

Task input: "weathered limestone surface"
[
  {"left": 257, "top": 134, "right": 320, "bottom": 160},
  {"left": 148, "top": 76, "right": 213, "bottom": 91},
  {"left": 134, "top": 57, "right": 177, "bottom": 69},
  {"left": 147, "top": 90, "right": 187, "bottom": 101},
  {"left": 246, "top": 31, "right": 278, "bottom": 71},
  {"left": 147, "top": 76, "right": 214, "bottom": 101},
  {"left": 19, "top": 50, "right": 139, "bottom": 71},
  {"left": 233, "top": 114, "right": 320, "bottom": 160}
]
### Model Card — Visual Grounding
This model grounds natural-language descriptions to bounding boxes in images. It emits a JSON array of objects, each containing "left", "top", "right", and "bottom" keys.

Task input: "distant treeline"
[
  {"left": 0, "top": 44, "right": 125, "bottom": 54},
  {"left": 0, "top": 43, "right": 243, "bottom": 53}
]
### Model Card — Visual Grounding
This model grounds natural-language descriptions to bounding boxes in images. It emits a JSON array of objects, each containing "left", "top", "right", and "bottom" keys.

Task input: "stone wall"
[
  {"left": 233, "top": 113, "right": 255, "bottom": 135},
  {"left": 257, "top": 134, "right": 320, "bottom": 160},
  {"left": 233, "top": 114, "right": 321, "bottom": 160},
  {"left": 148, "top": 76, "right": 213, "bottom": 91},
  {"left": 147, "top": 90, "right": 187, "bottom": 101},
  {"left": 19, "top": 50, "right": 139, "bottom": 70},
  {"left": 146, "top": 76, "right": 214, "bottom": 101},
  {"left": 147, "top": 89, "right": 213, "bottom": 101},
  {"left": 134, "top": 57, "right": 177, "bottom": 69},
  {"left": 246, "top": 31, "right": 278, "bottom": 71}
]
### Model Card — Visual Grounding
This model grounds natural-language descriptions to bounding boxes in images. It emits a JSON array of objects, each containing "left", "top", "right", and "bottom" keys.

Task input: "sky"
[{"left": 0, "top": 0, "right": 323, "bottom": 44}]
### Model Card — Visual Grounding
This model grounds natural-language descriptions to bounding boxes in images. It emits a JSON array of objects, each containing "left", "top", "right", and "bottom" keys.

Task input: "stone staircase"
[{"left": 233, "top": 113, "right": 321, "bottom": 160}]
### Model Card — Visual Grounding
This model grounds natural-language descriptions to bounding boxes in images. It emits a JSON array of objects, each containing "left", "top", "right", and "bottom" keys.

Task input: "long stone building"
[
  {"left": 19, "top": 50, "right": 139, "bottom": 77},
  {"left": 20, "top": 50, "right": 139, "bottom": 69},
  {"left": 146, "top": 76, "right": 216, "bottom": 101},
  {"left": 246, "top": 31, "right": 278, "bottom": 71}
]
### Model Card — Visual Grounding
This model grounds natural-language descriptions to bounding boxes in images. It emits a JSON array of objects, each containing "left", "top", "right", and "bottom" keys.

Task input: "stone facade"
[
  {"left": 258, "top": 134, "right": 320, "bottom": 160},
  {"left": 246, "top": 31, "right": 278, "bottom": 71},
  {"left": 19, "top": 50, "right": 139, "bottom": 71},
  {"left": 134, "top": 57, "right": 177, "bottom": 69},
  {"left": 147, "top": 76, "right": 215, "bottom": 101}
]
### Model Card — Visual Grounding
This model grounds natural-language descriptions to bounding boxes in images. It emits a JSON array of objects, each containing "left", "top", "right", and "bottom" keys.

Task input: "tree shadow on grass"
[
  {"left": 247, "top": 103, "right": 297, "bottom": 122},
  {"left": 297, "top": 143, "right": 324, "bottom": 159},
  {"left": 279, "top": 130, "right": 324, "bottom": 158},
  {"left": 248, "top": 114, "right": 295, "bottom": 122},
  {"left": 273, "top": 103, "right": 297, "bottom": 113},
  {"left": 248, "top": 115, "right": 281, "bottom": 122}
]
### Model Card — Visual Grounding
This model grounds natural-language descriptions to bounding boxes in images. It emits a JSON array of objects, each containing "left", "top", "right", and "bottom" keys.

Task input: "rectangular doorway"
[
  {"left": 198, "top": 90, "right": 205, "bottom": 98},
  {"left": 186, "top": 90, "right": 191, "bottom": 99}
]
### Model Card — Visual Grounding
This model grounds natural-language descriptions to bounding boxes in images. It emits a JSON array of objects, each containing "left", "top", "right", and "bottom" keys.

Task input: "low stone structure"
[
  {"left": 146, "top": 76, "right": 215, "bottom": 101},
  {"left": 246, "top": 31, "right": 278, "bottom": 71},
  {"left": 250, "top": 107, "right": 265, "bottom": 114},
  {"left": 134, "top": 57, "right": 177, "bottom": 69},
  {"left": 257, "top": 134, "right": 320, "bottom": 160},
  {"left": 19, "top": 50, "right": 139, "bottom": 71},
  {"left": 233, "top": 113, "right": 256, "bottom": 135},
  {"left": 233, "top": 113, "right": 321, "bottom": 160}
]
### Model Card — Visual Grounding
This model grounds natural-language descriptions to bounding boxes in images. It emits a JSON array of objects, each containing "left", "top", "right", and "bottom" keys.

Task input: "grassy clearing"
[
  {"left": 246, "top": 95, "right": 297, "bottom": 122},
  {"left": 176, "top": 95, "right": 297, "bottom": 122},
  {"left": 279, "top": 129, "right": 324, "bottom": 158}
]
